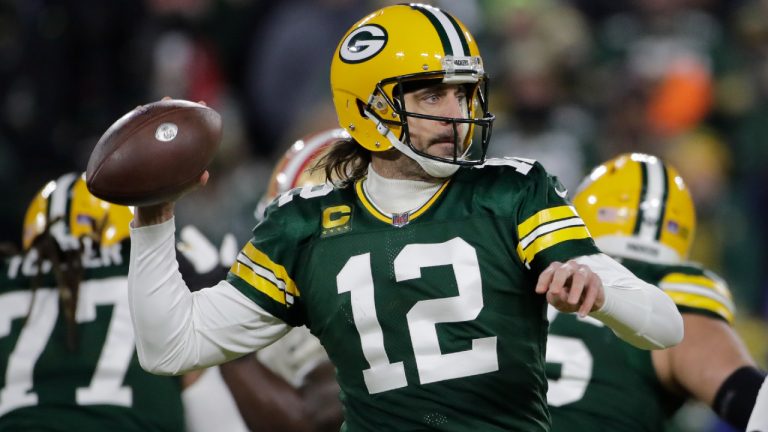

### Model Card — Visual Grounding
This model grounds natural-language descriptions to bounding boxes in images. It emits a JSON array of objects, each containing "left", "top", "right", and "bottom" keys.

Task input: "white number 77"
[
  {"left": 337, "top": 237, "right": 498, "bottom": 394},
  {"left": 0, "top": 278, "right": 134, "bottom": 415}
]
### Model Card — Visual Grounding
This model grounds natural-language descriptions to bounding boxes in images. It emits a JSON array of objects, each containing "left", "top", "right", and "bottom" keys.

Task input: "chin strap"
[{"left": 366, "top": 109, "right": 460, "bottom": 178}]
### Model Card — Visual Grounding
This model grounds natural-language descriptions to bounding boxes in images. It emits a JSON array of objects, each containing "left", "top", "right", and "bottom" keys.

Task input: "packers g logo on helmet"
[
  {"left": 573, "top": 153, "right": 695, "bottom": 263},
  {"left": 339, "top": 25, "right": 387, "bottom": 64}
]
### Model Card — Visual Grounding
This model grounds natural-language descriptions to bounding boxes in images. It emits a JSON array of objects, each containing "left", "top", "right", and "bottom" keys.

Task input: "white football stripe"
[
  {"left": 638, "top": 161, "right": 665, "bottom": 241},
  {"left": 660, "top": 282, "right": 735, "bottom": 312},
  {"left": 236, "top": 252, "right": 287, "bottom": 293},
  {"left": 420, "top": 5, "right": 465, "bottom": 56},
  {"left": 520, "top": 216, "right": 585, "bottom": 249}
]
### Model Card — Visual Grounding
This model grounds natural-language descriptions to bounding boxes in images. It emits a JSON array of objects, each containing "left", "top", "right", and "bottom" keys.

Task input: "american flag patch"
[
  {"left": 76, "top": 214, "right": 96, "bottom": 226},
  {"left": 597, "top": 207, "right": 619, "bottom": 222},
  {"left": 667, "top": 220, "right": 679, "bottom": 234}
]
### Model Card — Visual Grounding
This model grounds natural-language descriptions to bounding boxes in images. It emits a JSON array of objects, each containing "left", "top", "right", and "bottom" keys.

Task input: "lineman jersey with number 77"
[
  {"left": 0, "top": 240, "right": 184, "bottom": 432},
  {"left": 226, "top": 159, "right": 601, "bottom": 431}
]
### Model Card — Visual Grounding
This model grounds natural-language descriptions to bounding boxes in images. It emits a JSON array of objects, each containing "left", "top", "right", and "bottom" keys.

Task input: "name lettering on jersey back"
[
  {"left": 7, "top": 239, "right": 124, "bottom": 279},
  {"left": 277, "top": 184, "right": 334, "bottom": 208}
]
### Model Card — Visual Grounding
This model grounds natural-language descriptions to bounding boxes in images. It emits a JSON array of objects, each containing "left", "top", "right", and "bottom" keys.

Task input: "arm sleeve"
[
  {"left": 575, "top": 253, "right": 684, "bottom": 350},
  {"left": 128, "top": 218, "right": 290, "bottom": 375},
  {"left": 747, "top": 374, "right": 768, "bottom": 432}
]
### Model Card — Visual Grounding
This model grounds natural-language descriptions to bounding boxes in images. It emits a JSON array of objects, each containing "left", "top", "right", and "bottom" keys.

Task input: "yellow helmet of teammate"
[
  {"left": 255, "top": 128, "right": 348, "bottom": 220},
  {"left": 330, "top": 4, "right": 494, "bottom": 176},
  {"left": 573, "top": 153, "right": 695, "bottom": 263},
  {"left": 23, "top": 172, "right": 134, "bottom": 251}
]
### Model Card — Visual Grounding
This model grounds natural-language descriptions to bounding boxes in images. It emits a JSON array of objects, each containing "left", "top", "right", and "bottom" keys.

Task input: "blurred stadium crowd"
[{"left": 0, "top": 0, "right": 766, "bottom": 428}]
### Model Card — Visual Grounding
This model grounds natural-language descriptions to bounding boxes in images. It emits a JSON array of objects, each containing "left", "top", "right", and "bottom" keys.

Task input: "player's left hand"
[{"left": 535, "top": 260, "right": 605, "bottom": 317}]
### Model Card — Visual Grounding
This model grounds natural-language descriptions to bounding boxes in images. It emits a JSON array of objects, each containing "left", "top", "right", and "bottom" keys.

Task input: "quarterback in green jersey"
[
  {"left": 547, "top": 153, "right": 766, "bottom": 431},
  {"left": 126, "top": 4, "right": 684, "bottom": 431},
  {"left": 0, "top": 173, "right": 184, "bottom": 432}
]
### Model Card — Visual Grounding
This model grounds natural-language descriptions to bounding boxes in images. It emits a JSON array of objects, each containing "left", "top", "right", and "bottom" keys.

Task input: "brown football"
[{"left": 86, "top": 99, "right": 222, "bottom": 206}]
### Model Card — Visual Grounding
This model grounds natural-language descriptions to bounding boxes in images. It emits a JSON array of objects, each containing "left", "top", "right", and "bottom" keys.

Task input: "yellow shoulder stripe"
[
  {"left": 516, "top": 226, "right": 591, "bottom": 264},
  {"left": 230, "top": 242, "right": 300, "bottom": 305},
  {"left": 662, "top": 273, "right": 732, "bottom": 300},
  {"left": 665, "top": 291, "right": 734, "bottom": 324},
  {"left": 661, "top": 273, "right": 734, "bottom": 323},
  {"left": 518, "top": 206, "right": 579, "bottom": 239}
]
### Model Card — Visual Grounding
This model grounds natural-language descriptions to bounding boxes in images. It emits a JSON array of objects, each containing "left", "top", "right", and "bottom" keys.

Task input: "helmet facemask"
[{"left": 363, "top": 69, "right": 494, "bottom": 172}]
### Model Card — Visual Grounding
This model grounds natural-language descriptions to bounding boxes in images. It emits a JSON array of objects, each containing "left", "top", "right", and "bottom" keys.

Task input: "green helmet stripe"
[
  {"left": 410, "top": 4, "right": 466, "bottom": 57},
  {"left": 633, "top": 159, "right": 667, "bottom": 241},
  {"left": 444, "top": 11, "right": 470, "bottom": 56},
  {"left": 654, "top": 161, "right": 670, "bottom": 240},
  {"left": 632, "top": 162, "right": 648, "bottom": 235}
]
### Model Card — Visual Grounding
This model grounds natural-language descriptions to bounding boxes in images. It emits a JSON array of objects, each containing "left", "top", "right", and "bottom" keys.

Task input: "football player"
[
  {"left": 547, "top": 153, "right": 766, "bottom": 431},
  {"left": 0, "top": 173, "right": 295, "bottom": 432},
  {"left": 127, "top": 4, "right": 683, "bottom": 430},
  {"left": 0, "top": 173, "right": 185, "bottom": 431}
]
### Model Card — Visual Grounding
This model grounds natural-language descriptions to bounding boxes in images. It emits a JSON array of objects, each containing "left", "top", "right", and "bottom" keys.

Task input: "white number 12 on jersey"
[{"left": 337, "top": 237, "right": 499, "bottom": 394}]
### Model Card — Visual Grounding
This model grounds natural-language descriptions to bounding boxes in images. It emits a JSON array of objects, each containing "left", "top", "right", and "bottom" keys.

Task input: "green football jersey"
[
  {"left": 0, "top": 239, "right": 185, "bottom": 432},
  {"left": 227, "top": 159, "right": 600, "bottom": 431},
  {"left": 547, "top": 257, "right": 735, "bottom": 432}
]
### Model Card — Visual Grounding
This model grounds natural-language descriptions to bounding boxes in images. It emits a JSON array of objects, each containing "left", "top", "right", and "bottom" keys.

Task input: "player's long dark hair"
[
  {"left": 313, "top": 138, "right": 370, "bottom": 186},
  {"left": 26, "top": 221, "right": 84, "bottom": 352}
]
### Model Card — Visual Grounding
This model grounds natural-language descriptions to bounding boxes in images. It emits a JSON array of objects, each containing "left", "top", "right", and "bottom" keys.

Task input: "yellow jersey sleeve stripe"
[
  {"left": 518, "top": 206, "right": 579, "bottom": 239},
  {"left": 662, "top": 273, "right": 732, "bottom": 300},
  {"left": 240, "top": 242, "right": 300, "bottom": 297},
  {"left": 661, "top": 282, "right": 734, "bottom": 314},
  {"left": 517, "top": 225, "right": 591, "bottom": 264},
  {"left": 230, "top": 260, "right": 287, "bottom": 305},
  {"left": 665, "top": 291, "right": 734, "bottom": 324}
]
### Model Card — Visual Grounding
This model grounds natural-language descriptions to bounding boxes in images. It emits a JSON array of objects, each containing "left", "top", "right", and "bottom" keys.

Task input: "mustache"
[{"left": 428, "top": 133, "right": 459, "bottom": 146}]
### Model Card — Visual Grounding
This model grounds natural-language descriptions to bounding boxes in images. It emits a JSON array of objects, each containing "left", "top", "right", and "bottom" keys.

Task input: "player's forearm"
[
  {"left": 128, "top": 217, "right": 290, "bottom": 375},
  {"left": 576, "top": 254, "right": 684, "bottom": 349},
  {"left": 219, "top": 355, "right": 314, "bottom": 432},
  {"left": 134, "top": 203, "right": 175, "bottom": 227}
]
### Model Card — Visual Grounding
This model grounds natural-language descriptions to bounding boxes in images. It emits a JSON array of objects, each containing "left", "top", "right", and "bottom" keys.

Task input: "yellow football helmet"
[
  {"left": 330, "top": 4, "right": 494, "bottom": 174},
  {"left": 255, "top": 128, "right": 348, "bottom": 220},
  {"left": 23, "top": 173, "right": 134, "bottom": 251},
  {"left": 573, "top": 153, "right": 696, "bottom": 263}
]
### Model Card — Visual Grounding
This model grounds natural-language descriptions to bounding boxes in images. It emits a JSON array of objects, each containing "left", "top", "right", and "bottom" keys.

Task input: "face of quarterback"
[{"left": 402, "top": 83, "right": 470, "bottom": 160}]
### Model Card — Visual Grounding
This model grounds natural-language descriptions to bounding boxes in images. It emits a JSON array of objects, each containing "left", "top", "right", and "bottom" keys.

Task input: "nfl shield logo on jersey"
[{"left": 392, "top": 212, "right": 410, "bottom": 227}]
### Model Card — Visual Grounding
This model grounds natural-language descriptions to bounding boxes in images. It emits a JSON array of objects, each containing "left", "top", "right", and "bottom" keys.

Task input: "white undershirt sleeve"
[
  {"left": 128, "top": 217, "right": 290, "bottom": 375},
  {"left": 575, "top": 253, "right": 684, "bottom": 350},
  {"left": 747, "top": 375, "right": 768, "bottom": 432}
]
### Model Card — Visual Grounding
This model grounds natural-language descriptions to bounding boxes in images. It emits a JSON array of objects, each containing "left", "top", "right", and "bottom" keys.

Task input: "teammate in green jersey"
[
  {"left": 547, "top": 153, "right": 766, "bottom": 431},
  {"left": 0, "top": 172, "right": 329, "bottom": 432},
  {"left": 0, "top": 173, "right": 185, "bottom": 432},
  {"left": 126, "top": 4, "right": 684, "bottom": 431}
]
